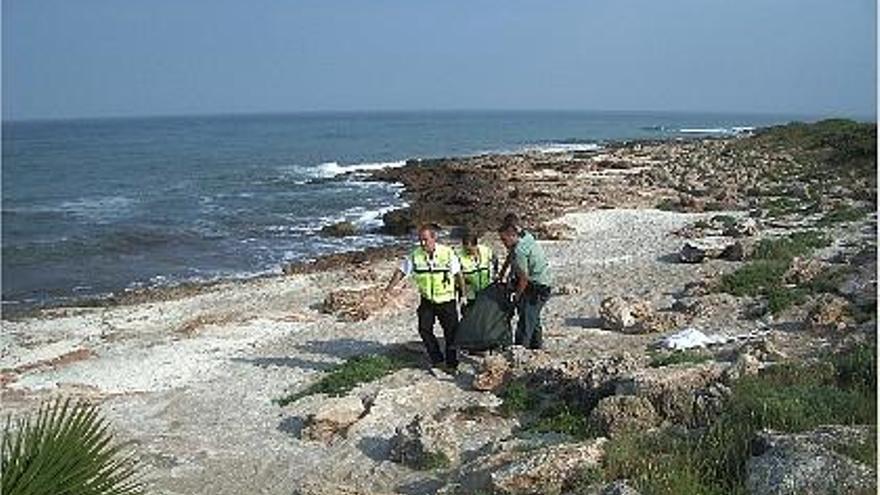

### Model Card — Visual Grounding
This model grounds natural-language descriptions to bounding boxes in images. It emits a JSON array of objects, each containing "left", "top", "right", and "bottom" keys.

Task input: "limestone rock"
[
  {"left": 746, "top": 427, "right": 876, "bottom": 495},
  {"left": 599, "top": 297, "right": 653, "bottom": 333},
  {"left": 319, "top": 221, "right": 358, "bottom": 237},
  {"left": 321, "top": 285, "right": 387, "bottom": 321},
  {"left": 301, "top": 396, "right": 366, "bottom": 443},
  {"left": 588, "top": 395, "right": 658, "bottom": 437},
  {"left": 722, "top": 217, "right": 758, "bottom": 237},
  {"left": 533, "top": 222, "right": 576, "bottom": 241},
  {"left": 783, "top": 257, "right": 824, "bottom": 285},
  {"left": 473, "top": 353, "right": 511, "bottom": 391},
  {"left": 723, "top": 351, "right": 762, "bottom": 382},
  {"left": 490, "top": 438, "right": 607, "bottom": 495},
  {"left": 680, "top": 237, "right": 737, "bottom": 263},
  {"left": 721, "top": 238, "right": 757, "bottom": 261},
  {"left": 600, "top": 296, "right": 636, "bottom": 330},
  {"left": 807, "top": 294, "right": 853, "bottom": 332},
  {"left": 615, "top": 362, "right": 728, "bottom": 425},
  {"left": 389, "top": 413, "right": 460, "bottom": 468}
]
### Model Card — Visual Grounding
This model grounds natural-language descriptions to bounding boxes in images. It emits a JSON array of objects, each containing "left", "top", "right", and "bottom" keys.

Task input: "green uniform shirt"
[{"left": 512, "top": 231, "right": 551, "bottom": 286}]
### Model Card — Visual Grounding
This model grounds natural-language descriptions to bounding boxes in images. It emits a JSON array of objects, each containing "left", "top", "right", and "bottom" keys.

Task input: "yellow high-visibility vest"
[
  {"left": 411, "top": 244, "right": 456, "bottom": 304},
  {"left": 458, "top": 244, "right": 492, "bottom": 301}
]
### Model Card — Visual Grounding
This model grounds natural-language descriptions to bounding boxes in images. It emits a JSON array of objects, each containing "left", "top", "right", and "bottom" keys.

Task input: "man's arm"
[
  {"left": 384, "top": 269, "right": 405, "bottom": 294},
  {"left": 512, "top": 265, "right": 529, "bottom": 302},
  {"left": 496, "top": 250, "right": 514, "bottom": 283}
]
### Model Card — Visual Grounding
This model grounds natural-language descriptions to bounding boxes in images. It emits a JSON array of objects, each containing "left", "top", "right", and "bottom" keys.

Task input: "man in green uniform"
[
  {"left": 385, "top": 224, "right": 464, "bottom": 371},
  {"left": 498, "top": 214, "right": 551, "bottom": 350},
  {"left": 457, "top": 230, "right": 498, "bottom": 313}
]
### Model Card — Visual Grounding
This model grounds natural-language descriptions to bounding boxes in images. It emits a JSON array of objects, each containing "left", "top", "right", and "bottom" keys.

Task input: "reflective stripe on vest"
[
  {"left": 458, "top": 244, "right": 492, "bottom": 301},
  {"left": 411, "top": 244, "right": 456, "bottom": 304}
]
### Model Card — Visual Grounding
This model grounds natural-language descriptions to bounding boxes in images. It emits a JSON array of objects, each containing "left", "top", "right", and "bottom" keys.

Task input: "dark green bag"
[{"left": 456, "top": 283, "right": 513, "bottom": 351}]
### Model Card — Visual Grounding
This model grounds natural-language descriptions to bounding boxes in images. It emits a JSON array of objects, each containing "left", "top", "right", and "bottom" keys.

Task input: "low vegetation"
[
  {"left": 600, "top": 342, "right": 877, "bottom": 495},
  {"left": 276, "top": 352, "right": 419, "bottom": 406},
  {"left": 649, "top": 350, "right": 712, "bottom": 368},
  {"left": 719, "top": 231, "right": 830, "bottom": 313}
]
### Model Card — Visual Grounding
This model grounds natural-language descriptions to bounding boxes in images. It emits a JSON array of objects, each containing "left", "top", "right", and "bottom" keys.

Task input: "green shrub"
[
  {"left": 530, "top": 403, "right": 591, "bottom": 440},
  {"left": 417, "top": 451, "right": 451, "bottom": 470},
  {"left": 603, "top": 431, "right": 729, "bottom": 495},
  {"left": 834, "top": 342, "right": 877, "bottom": 391},
  {"left": 600, "top": 344, "right": 877, "bottom": 494},
  {"left": 710, "top": 215, "right": 737, "bottom": 228},
  {"left": 761, "top": 197, "right": 803, "bottom": 217},
  {"left": 764, "top": 286, "right": 807, "bottom": 314},
  {"left": 565, "top": 465, "right": 605, "bottom": 492},
  {"left": 720, "top": 260, "right": 789, "bottom": 296},
  {"left": 752, "top": 231, "right": 829, "bottom": 261},
  {"left": 1, "top": 398, "right": 143, "bottom": 495},
  {"left": 818, "top": 205, "right": 869, "bottom": 226},
  {"left": 276, "top": 353, "right": 417, "bottom": 406},
  {"left": 498, "top": 381, "right": 540, "bottom": 416}
]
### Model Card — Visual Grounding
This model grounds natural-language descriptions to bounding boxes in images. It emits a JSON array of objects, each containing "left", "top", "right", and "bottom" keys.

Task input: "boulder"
[
  {"left": 588, "top": 395, "right": 659, "bottom": 438},
  {"left": 473, "top": 353, "right": 511, "bottom": 391},
  {"left": 319, "top": 221, "right": 358, "bottom": 237},
  {"left": 600, "top": 296, "right": 637, "bottom": 330},
  {"left": 722, "top": 217, "right": 759, "bottom": 237},
  {"left": 722, "top": 351, "right": 762, "bottom": 382},
  {"left": 389, "top": 413, "right": 460, "bottom": 468},
  {"left": 490, "top": 438, "right": 607, "bottom": 495},
  {"left": 680, "top": 237, "right": 737, "bottom": 263},
  {"left": 380, "top": 208, "right": 415, "bottom": 235},
  {"left": 615, "top": 362, "right": 728, "bottom": 425},
  {"left": 599, "top": 296, "right": 653, "bottom": 333},
  {"left": 721, "top": 238, "right": 757, "bottom": 261},
  {"left": 301, "top": 396, "right": 366, "bottom": 443},
  {"left": 746, "top": 427, "right": 876, "bottom": 495},
  {"left": 807, "top": 294, "right": 853, "bottom": 332},
  {"left": 783, "top": 257, "right": 824, "bottom": 285},
  {"left": 533, "top": 222, "right": 577, "bottom": 241},
  {"left": 321, "top": 286, "right": 387, "bottom": 321}
]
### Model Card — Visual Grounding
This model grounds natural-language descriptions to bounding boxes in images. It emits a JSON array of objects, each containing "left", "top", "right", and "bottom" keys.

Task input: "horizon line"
[{"left": 4, "top": 107, "right": 867, "bottom": 125}]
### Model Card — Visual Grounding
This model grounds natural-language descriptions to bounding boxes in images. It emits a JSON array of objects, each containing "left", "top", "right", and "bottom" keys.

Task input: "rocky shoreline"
[{"left": 1, "top": 120, "right": 876, "bottom": 495}]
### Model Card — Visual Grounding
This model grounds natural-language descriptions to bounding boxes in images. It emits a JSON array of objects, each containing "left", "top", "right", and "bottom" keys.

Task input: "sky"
[{"left": 2, "top": 0, "right": 877, "bottom": 121}]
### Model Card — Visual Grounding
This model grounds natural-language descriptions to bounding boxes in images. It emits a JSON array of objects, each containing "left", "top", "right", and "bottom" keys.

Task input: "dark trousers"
[
  {"left": 417, "top": 298, "right": 459, "bottom": 367},
  {"left": 515, "top": 284, "right": 550, "bottom": 350}
]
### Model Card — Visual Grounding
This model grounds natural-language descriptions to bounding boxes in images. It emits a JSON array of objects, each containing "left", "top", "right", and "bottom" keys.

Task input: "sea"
[{"left": 2, "top": 110, "right": 815, "bottom": 312}]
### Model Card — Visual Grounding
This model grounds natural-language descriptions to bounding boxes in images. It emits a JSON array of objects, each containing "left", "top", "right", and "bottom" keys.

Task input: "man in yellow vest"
[
  {"left": 384, "top": 224, "right": 464, "bottom": 372},
  {"left": 457, "top": 230, "right": 498, "bottom": 313}
]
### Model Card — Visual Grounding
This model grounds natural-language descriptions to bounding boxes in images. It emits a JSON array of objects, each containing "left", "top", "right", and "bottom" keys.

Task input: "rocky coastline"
[{"left": 1, "top": 119, "right": 876, "bottom": 495}]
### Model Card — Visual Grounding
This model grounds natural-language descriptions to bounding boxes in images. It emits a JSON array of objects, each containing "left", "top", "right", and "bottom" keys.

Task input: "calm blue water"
[{"left": 2, "top": 110, "right": 811, "bottom": 310}]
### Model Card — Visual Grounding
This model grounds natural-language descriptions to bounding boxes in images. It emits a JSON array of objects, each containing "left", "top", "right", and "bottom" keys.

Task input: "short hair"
[
  {"left": 461, "top": 229, "right": 479, "bottom": 246},
  {"left": 418, "top": 223, "right": 439, "bottom": 237},
  {"left": 498, "top": 213, "right": 521, "bottom": 234}
]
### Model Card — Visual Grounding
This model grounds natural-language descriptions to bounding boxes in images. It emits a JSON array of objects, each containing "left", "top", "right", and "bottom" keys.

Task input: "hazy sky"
[{"left": 3, "top": 0, "right": 876, "bottom": 120}]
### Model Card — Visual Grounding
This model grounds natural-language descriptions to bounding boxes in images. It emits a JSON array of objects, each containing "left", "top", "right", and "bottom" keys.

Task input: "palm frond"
[{"left": 1, "top": 397, "right": 144, "bottom": 495}]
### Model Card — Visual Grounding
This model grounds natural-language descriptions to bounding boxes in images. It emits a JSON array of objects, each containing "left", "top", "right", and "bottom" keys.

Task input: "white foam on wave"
[
  {"left": 523, "top": 143, "right": 602, "bottom": 154},
  {"left": 678, "top": 126, "right": 755, "bottom": 135},
  {"left": 314, "top": 160, "right": 406, "bottom": 178}
]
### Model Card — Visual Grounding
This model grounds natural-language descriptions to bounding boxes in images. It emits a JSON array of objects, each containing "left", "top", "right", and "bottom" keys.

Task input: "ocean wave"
[
  {"left": 523, "top": 142, "right": 602, "bottom": 153},
  {"left": 678, "top": 126, "right": 755, "bottom": 135},
  {"left": 314, "top": 160, "right": 406, "bottom": 178},
  {"left": 57, "top": 196, "right": 137, "bottom": 222}
]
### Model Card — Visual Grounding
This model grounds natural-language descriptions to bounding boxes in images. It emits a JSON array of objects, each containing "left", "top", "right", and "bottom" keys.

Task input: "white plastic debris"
[{"left": 658, "top": 327, "right": 730, "bottom": 350}]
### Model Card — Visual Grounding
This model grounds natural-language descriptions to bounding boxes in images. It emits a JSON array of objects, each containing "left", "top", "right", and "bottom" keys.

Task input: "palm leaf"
[{"left": 1, "top": 397, "right": 144, "bottom": 495}]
